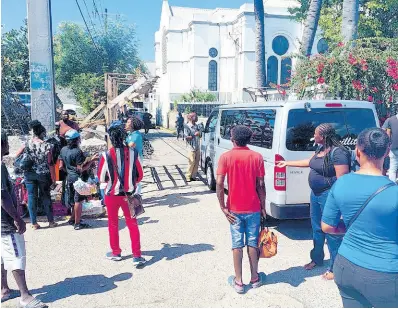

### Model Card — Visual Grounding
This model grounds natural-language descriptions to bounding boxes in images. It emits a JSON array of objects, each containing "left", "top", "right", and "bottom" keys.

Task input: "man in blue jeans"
[
  {"left": 216, "top": 125, "right": 267, "bottom": 294},
  {"left": 382, "top": 113, "right": 398, "bottom": 182}
]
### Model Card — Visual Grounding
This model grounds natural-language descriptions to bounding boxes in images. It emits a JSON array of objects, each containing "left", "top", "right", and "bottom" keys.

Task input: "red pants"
[{"left": 105, "top": 195, "right": 141, "bottom": 257}]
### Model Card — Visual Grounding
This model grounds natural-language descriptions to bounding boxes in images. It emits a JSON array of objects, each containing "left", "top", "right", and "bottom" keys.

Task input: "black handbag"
[{"left": 14, "top": 144, "right": 34, "bottom": 172}]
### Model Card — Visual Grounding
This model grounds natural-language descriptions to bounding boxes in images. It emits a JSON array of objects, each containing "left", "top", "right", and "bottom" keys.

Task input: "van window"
[
  {"left": 205, "top": 110, "right": 218, "bottom": 133},
  {"left": 220, "top": 109, "right": 276, "bottom": 149},
  {"left": 286, "top": 108, "right": 377, "bottom": 151}
]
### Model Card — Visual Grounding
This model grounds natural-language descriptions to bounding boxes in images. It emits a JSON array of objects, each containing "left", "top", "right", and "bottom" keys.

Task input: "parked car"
[{"left": 200, "top": 100, "right": 379, "bottom": 219}]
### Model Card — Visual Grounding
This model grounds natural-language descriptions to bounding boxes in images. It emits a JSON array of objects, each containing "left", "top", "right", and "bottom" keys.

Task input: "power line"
[
  {"left": 92, "top": 0, "right": 105, "bottom": 30},
  {"left": 82, "top": 0, "right": 97, "bottom": 31},
  {"left": 75, "top": 0, "right": 102, "bottom": 55}
]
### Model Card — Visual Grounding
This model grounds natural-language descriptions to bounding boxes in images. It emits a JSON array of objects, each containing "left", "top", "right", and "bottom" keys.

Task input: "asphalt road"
[{"left": 2, "top": 130, "right": 342, "bottom": 308}]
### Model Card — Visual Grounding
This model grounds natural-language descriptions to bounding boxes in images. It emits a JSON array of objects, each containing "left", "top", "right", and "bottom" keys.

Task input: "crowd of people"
[{"left": 1, "top": 108, "right": 397, "bottom": 308}]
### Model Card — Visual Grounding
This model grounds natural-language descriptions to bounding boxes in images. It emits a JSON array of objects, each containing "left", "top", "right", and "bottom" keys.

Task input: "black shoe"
[
  {"left": 74, "top": 223, "right": 90, "bottom": 230},
  {"left": 190, "top": 177, "right": 200, "bottom": 182}
]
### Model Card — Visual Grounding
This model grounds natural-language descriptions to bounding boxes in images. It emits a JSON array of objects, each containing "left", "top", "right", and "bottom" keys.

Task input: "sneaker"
[
  {"left": 48, "top": 222, "right": 58, "bottom": 228},
  {"left": 133, "top": 257, "right": 146, "bottom": 268},
  {"left": 106, "top": 252, "right": 122, "bottom": 261},
  {"left": 228, "top": 276, "right": 245, "bottom": 294},
  {"left": 74, "top": 223, "right": 90, "bottom": 230},
  {"left": 250, "top": 272, "right": 266, "bottom": 289}
]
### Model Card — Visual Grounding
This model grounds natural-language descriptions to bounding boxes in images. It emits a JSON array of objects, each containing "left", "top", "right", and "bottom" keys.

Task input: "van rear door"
[{"left": 281, "top": 105, "right": 378, "bottom": 205}]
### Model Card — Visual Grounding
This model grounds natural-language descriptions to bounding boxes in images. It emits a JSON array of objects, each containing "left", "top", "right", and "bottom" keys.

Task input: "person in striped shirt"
[{"left": 98, "top": 121, "right": 146, "bottom": 267}]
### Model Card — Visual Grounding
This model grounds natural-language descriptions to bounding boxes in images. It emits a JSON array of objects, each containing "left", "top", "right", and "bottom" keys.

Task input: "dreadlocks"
[{"left": 316, "top": 123, "right": 350, "bottom": 184}]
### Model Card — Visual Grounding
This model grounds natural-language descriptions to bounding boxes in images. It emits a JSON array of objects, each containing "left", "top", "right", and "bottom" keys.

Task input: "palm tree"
[
  {"left": 254, "top": 0, "right": 266, "bottom": 88},
  {"left": 300, "top": 0, "right": 323, "bottom": 56},
  {"left": 341, "top": 0, "right": 359, "bottom": 43}
]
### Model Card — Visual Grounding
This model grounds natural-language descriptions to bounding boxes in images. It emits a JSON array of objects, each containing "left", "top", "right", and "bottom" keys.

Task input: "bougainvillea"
[{"left": 291, "top": 38, "right": 398, "bottom": 118}]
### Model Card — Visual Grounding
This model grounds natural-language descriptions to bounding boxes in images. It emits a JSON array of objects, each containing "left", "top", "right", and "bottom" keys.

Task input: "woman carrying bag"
[
  {"left": 322, "top": 128, "right": 398, "bottom": 308},
  {"left": 98, "top": 121, "right": 146, "bottom": 268}
]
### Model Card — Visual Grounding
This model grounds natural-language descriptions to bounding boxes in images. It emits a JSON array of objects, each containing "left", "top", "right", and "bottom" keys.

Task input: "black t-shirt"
[
  {"left": 308, "top": 146, "right": 351, "bottom": 195},
  {"left": 60, "top": 146, "right": 86, "bottom": 182},
  {"left": 1, "top": 163, "right": 17, "bottom": 235},
  {"left": 382, "top": 115, "right": 398, "bottom": 150},
  {"left": 143, "top": 112, "right": 152, "bottom": 125}
]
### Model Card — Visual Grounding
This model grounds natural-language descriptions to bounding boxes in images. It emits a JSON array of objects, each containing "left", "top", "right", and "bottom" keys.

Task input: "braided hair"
[
  {"left": 108, "top": 122, "right": 127, "bottom": 149},
  {"left": 316, "top": 123, "right": 350, "bottom": 184},
  {"left": 357, "top": 128, "right": 390, "bottom": 160}
]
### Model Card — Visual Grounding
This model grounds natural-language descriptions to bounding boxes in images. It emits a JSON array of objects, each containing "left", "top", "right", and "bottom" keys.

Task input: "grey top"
[
  {"left": 382, "top": 115, "right": 398, "bottom": 150},
  {"left": 184, "top": 123, "right": 200, "bottom": 151}
]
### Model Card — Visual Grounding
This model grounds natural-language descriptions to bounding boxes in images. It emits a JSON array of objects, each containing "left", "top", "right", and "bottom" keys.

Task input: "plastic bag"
[
  {"left": 73, "top": 178, "right": 97, "bottom": 196},
  {"left": 82, "top": 200, "right": 104, "bottom": 216}
]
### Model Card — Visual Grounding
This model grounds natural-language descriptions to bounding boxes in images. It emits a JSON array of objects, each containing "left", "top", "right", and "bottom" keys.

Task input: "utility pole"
[{"left": 27, "top": 0, "right": 56, "bottom": 132}]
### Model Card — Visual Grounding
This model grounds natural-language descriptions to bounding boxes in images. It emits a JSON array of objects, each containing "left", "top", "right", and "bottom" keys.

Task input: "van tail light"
[{"left": 274, "top": 154, "right": 286, "bottom": 191}]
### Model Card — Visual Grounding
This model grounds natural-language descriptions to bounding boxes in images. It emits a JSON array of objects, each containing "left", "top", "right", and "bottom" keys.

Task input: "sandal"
[
  {"left": 19, "top": 297, "right": 48, "bottom": 308},
  {"left": 322, "top": 270, "right": 335, "bottom": 280},
  {"left": 228, "top": 276, "right": 245, "bottom": 294},
  {"left": 250, "top": 272, "right": 267, "bottom": 289},
  {"left": 1, "top": 289, "right": 20, "bottom": 303},
  {"left": 304, "top": 261, "right": 317, "bottom": 270},
  {"left": 31, "top": 224, "right": 41, "bottom": 230}
]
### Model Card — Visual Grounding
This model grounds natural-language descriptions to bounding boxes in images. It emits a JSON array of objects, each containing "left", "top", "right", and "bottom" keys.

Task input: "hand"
[
  {"left": 222, "top": 208, "right": 236, "bottom": 224},
  {"left": 14, "top": 218, "right": 26, "bottom": 235},
  {"left": 91, "top": 153, "right": 99, "bottom": 161},
  {"left": 276, "top": 161, "right": 288, "bottom": 168},
  {"left": 194, "top": 131, "right": 200, "bottom": 136},
  {"left": 261, "top": 208, "right": 267, "bottom": 219}
]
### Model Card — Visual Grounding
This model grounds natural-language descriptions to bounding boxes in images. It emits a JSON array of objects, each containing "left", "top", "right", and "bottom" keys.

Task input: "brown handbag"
[{"left": 258, "top": 218, "right": 278, "bottom": 258}]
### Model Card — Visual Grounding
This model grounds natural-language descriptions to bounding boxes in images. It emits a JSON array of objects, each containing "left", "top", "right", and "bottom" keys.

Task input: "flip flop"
[
  {"left": 19, "top": 297, "right": 48, "bottom": 308},
  {"left": 1, "top": 290, "right": 20, "bottom": 303},
  {"left": 228, "top": 276, "right": 245, "bottom": 294}
]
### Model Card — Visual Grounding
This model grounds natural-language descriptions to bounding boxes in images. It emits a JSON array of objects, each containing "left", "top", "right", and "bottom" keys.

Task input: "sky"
[{"left": 1, "top": 0, "right": 248, "bottom": 61}]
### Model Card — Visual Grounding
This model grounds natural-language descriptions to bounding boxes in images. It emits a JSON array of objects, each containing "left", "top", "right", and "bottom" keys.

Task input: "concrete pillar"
[{"left": 27, "top": 0, "right": 56, "bottom": 132}]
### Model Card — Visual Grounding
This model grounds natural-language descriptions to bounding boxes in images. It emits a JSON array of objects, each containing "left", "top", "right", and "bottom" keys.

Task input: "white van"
[{"left": 200, "top": 100, "right": 379, "bottom": 219}]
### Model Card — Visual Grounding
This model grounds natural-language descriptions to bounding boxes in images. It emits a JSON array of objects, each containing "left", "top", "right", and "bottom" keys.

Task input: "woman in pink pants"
[{"left": 97, "top": 121, "right": 146, "bottom": 268}]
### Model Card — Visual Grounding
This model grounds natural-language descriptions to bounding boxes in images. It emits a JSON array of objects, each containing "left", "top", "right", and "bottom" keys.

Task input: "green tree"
[
  {"left": 1, "top": 20, "right": 30, "bottom": 93},
  {"left": 54, "top": 20, "right": 144, "bottom": 113}
]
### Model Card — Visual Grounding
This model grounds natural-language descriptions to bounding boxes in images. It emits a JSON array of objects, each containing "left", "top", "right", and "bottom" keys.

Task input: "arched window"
[
  {"left": 267, "top": 56, "right": 278, "bottom": 86},
  {"left": 209, "top": 48, "right": 218, "bottom": 58},
  {"left": 317, "top": 38, "right": 329, "bottom": 54},
  {"left": 208, "top": 60, "right": 218, "bottom": 91},
  {"left": 281, "top": 57, "right": 292, "bottom": 84},
  {"left": 272, "top": 35, "right": 289, "bottom": 56}
]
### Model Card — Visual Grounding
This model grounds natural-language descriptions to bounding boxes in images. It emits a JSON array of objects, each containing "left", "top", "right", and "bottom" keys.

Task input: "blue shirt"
[
  {"left": 322, "top": 173, "right": 398, "bottom": 273},
  {"left": 126, "top": 131, "right": 143, "bottom": 159}
]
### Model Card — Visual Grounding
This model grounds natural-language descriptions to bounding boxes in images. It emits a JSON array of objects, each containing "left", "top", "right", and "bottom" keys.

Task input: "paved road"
[{"left": 3, "top": 130, "right": 342, "bottom": 308}]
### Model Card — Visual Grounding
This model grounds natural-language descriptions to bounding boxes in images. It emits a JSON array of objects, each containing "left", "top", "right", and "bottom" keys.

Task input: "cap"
[{"left": 65, "top": 129, "right": 80, "bottom": 140}]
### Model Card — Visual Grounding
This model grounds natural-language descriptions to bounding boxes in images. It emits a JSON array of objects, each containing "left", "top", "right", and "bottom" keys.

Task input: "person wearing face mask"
[
  {"left": 277, "top": 123, "right": 351, "bottom": 280},
  {"left": 15, "top": 120, "right": 57, "bottom": 230}
]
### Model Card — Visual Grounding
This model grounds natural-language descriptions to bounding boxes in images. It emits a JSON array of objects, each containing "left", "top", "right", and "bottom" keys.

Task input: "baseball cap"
[{"left": 65, "top": 129, "right": 80, "bottom": 140}]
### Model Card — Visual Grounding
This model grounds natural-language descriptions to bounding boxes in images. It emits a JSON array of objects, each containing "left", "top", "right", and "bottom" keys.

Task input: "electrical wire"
[
  {"left": 92, "top": 0, "right": 105, "bottom": 30},
  {"left": 75, "top": 0, "right": 102, "bottom": 55},
  {"left": 82, "top": 0, "right": 97, "bottom": 31}
]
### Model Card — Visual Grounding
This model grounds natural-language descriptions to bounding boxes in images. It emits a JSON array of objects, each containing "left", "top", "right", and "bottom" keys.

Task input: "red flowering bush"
[{"left": 291, "top": 38, "right": 398, "bottom": 118}]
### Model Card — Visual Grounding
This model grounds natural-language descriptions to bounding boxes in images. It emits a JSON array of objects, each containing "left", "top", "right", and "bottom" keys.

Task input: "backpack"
[{"left": 330, "top": 147, "right": 360, "bottom": 172}]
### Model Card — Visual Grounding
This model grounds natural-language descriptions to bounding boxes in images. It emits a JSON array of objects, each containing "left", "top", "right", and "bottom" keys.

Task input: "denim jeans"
[
  {"left": 230, "top": 212, "right": 261, "bottom": 249},
  {"left": 310, "top": 190, "right": 343, "bottom": 272},
  {"left": 25, "top": 173, "right": 54, "bottom": 224},
  {"left": 388, "top": 149, "right": 398, "bottom": 182}
]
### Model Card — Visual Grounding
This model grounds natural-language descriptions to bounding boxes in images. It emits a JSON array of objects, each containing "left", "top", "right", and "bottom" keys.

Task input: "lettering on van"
[
  {"left": 290, "top": 171, "right": 303, "bottom": 175},
  {"left": 310, "top": 137, "right": 357, "bottom": 146}
]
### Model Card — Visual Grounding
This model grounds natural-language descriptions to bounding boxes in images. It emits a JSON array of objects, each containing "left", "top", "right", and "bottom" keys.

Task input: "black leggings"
[{"left": 334, "top": 254, "right": 398, "bottom": 308}]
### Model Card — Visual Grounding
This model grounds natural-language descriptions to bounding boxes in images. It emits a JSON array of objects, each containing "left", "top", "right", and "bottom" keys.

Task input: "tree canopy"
[{"left": 289, "top": 0, "right": 398, "bottom": 46}]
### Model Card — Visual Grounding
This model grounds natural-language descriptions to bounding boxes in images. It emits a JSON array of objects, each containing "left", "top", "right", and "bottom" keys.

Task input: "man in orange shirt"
[{"left": 216, "top": 125, "right": 267, "bottom": 294}]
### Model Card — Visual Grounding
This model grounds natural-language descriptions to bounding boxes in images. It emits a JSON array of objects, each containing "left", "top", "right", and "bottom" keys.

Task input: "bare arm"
[
  {"left": 216, "top": 174, "right": 236, "bottom": 224},
  {"left": 334, "top": 165, "right": 350, "bottom": 178},
  {"left": 277, "top": 157, "right": 312, "bottom": 168},
  {"left": 1, "top": 191, "right": 26, "bottom": 234},
  {"left": 15, "top": 146, "right": 25, "bottom": 157},
  {"left": 47, "top": 151, "right": 56, "bottom": 183},
  {"left": 256, "top": 177, "right": 267, "bottom": 218},
  {"left": 321, "top": 222, "right": 346, "bottom": 235}
]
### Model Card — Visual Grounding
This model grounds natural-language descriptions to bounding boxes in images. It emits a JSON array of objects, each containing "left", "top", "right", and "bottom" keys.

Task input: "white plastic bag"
[{"left": 73, "top": 178, "right": 97, "bottom": 196}]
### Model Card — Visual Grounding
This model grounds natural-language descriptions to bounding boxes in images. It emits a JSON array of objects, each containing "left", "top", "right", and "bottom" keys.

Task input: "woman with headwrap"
[
  {"left": 97, "top": 121, "right": 146, "bottom": 267},
  {"left": 277, "top": 123, "right": 351, "bottom": 280},
  {"left": 15, "top": 120, "right": 57, "bottom": 229}
]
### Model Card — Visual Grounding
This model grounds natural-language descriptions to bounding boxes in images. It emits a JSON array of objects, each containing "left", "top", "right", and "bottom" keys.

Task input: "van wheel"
[{"left": 206, "top": 162, "right": 216, "bottom": 191}]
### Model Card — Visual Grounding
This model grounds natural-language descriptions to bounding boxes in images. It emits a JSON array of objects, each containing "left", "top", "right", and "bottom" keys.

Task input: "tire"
[{"left": 206, "top": 162, "right": 216, "bottom": 191}]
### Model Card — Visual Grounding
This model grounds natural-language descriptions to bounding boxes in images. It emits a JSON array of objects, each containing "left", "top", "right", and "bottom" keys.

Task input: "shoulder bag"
[{"left": 14, "top": 143, "right": 34, "bottom": 172}]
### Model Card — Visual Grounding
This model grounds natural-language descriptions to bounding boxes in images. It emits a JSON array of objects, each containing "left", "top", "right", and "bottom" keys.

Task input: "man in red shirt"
[{"left": 216, "top": 125, "right": 267, "bottom": 294}]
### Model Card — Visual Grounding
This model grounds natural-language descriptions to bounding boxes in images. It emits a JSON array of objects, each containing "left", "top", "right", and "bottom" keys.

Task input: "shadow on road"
[
  {"left": 31, "top": 273, "right": 132, "bottom": 303},
  {"left": 85, "top": 216, "right": 159, "bottom": 230},
  {"left": 265, "top": 260, "right": 330, "bottom": 287},
  {"left": 143, "top": 191, "right": 213, "bottom": 208},
  {"left": 125, "top": 243, "right": 214, "bottom": 267},
  {"left": 272, "top": 219, "right": 313, "bottom": 240}
]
